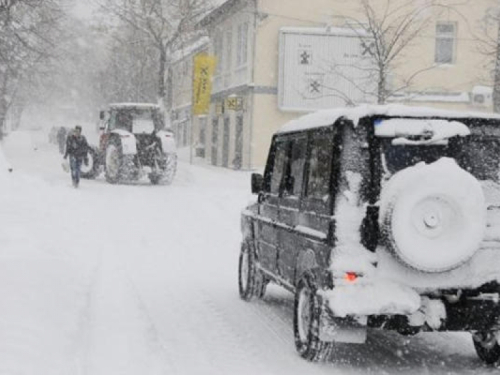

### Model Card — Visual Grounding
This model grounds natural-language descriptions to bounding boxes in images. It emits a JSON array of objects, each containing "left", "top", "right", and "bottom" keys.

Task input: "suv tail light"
[{"left": 344, "top": 272, "right": 359, "bottom": 282}]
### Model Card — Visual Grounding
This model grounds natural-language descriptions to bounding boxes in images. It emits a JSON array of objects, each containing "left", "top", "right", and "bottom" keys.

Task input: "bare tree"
[
  {"left": 0, "top": 0, "right": 64, "bottom": 134},
  {"left": 98, "top": 0, "right": 214, "bottom": 108},
  {"left": 335, "top": 0, "right": 451, "bottom": 104},
  {"left": 95, "top": 21, "right": 160, "bottom": 104},
  {"left": 476, "top": 6, "right": 500, "bottom": 112}
]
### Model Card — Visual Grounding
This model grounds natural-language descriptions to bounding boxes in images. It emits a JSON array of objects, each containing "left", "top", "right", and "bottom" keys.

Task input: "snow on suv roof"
[
  {"left": 278, "top": 104, "right": 500, "bottom": 134},
  {"left": 109, "top": 103, "right": 160, "bottom": 109}
]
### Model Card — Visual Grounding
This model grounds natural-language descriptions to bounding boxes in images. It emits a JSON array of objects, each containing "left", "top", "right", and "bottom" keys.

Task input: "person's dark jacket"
[{"left": 64, "top": 132, "right": 89, "bottom": 161}]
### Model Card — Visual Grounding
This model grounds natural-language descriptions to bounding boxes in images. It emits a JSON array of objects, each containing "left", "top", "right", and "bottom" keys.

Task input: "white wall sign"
[{"left": 279, "top": 27, "right": 377, "bottom": 111}]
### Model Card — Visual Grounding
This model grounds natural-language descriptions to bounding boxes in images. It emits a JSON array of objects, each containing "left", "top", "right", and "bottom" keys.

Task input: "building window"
[
  {"left": 435, "top": 22, "right": 456, "bottom": 64},
  {"left": 237, "top": 22, "right": 248, "bottom": 67},
  {"left": 214, "top": 31, "right": 223, "bottom": 75}
]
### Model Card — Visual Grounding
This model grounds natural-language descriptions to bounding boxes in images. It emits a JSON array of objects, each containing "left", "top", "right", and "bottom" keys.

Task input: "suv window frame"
[
  {"left": 281, "top": 134, "right": 308, "bottom": 199},
  {"left": 301, "top": 127, "right": 337, "bottom": 215},
  {"left": 263, "top": 136, "right": 290, "bottom": 195}
]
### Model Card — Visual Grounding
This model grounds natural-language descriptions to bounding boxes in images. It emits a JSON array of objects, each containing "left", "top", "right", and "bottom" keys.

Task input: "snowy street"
[{"left": 0, "top": 129, "right": 497, "bottom": 375}]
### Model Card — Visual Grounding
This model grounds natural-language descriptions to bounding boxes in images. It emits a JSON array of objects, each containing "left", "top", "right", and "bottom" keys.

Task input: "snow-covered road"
[{"left": 0, "top": 129, "right": 497, "bottom": 374}]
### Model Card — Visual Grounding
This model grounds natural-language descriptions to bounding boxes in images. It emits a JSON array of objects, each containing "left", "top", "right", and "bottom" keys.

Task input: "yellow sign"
[
  {"left": 193, "top": 54, "right": 216, "bottom": 115},
  {"left": 225, "top": 96, "right": 243, "bottom": 111}
]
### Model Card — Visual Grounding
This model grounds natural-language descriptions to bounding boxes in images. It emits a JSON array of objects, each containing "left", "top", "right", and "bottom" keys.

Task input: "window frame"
[
  {"left": 236, "top": 21, "right": 249, "bottom": 68},
  {"left": 435, "top": 21, "right": 457, "bottom": 65}
]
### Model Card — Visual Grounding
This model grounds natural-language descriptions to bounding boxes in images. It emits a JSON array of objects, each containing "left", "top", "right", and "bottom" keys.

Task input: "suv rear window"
[{"left": 381, "top": 136, "right": 500, "bottom": 181}]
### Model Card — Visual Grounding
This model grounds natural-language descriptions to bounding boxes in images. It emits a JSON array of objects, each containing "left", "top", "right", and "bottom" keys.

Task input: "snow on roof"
[
  {"left": 472, "top": 85, "right": 493, "bottom": 95},
  {"left": 109, "top": 103, "right": 160, "bottom": 109},
  {"left": 277, "top": 104, "right": 500, "bottom": 134},
  {"left": 280, "top": 26, "right": 369, "bottom": 38},
  {"left": 375, "top": 118, "right": 471, "bottom": 144},
  {"left": 171, "top": 36, "right": 210, "bottom": 63},
  {"left": 390, "top": 92, "right": 470, "bottom": 103}
]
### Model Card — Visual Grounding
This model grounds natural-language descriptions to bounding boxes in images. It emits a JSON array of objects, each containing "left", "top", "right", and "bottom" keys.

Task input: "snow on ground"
[{"left": 0, "top": 129, "right": 498, "bottom": 374}]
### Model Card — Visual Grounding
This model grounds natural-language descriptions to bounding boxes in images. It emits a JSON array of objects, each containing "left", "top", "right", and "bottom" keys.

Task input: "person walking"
[
  {"left": 64, "top": 125, "right": 89, "bottom": 188},
  {"left": 56, "top": 126, "right": 67, "bottom": 154}
]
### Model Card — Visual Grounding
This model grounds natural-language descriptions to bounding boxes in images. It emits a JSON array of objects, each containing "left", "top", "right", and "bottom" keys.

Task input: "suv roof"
[{"left": 278, "top": 104, "right": 500, "bottom": 134}]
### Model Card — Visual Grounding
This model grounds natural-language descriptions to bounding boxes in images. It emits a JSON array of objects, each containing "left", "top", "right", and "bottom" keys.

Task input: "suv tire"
[
  {"left": 238, "top": 242, "right": 266, "bottom": 301},
  {"left": 380, "top": 159, "right": 485, "bottom": 273},
  {"left": 473, "top": 331, "right": 500, "bottom": 365},
  {"left": 293, "top": 276, "right": 331, "bottom": 361}
]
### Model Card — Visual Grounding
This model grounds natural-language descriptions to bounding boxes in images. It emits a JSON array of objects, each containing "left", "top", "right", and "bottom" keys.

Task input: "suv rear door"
[
  {"left": 276, "top": 134, "right": 308, "bottom": 283},
  {"left": 256, "top": 136, "right": 289, "bottom": 275},
  {"left": 293, "top": 127, "right": 337, "bottom": 283}
]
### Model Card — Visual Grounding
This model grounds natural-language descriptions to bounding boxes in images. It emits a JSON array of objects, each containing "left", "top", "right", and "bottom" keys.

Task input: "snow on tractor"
[{"left": 82, "top": 103, "right": 177, "bottom": 185}]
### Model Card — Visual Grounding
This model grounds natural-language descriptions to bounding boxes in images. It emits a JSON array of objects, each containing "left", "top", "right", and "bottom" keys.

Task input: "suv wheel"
[
  {"left": 473, "top": 331, "right": 500, "bottom": 365},
  {"left": 293, "top": 276, "right": 331, "bottom": 361},
  {"left": 238, "top": 242, "right": 266, "bottom": 301},
  {"left": 105, "top": 140, "right": 123, "bottom": 183}
]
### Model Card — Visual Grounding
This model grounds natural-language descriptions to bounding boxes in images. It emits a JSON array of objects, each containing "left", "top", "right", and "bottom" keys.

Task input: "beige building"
[{"left": 170, "top": 0, "right": 499, "bottom": 170}]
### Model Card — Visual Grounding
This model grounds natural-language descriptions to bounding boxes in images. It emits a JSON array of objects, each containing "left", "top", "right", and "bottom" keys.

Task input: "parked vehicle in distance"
[
  {"left": 83, "top": 103, "right": 177, "bottom": 184},
  {"left": 239, "top": 104, "right": 500, "bottom": 364}
]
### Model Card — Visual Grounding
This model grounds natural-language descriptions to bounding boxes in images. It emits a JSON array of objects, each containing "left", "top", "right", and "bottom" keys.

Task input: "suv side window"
[
  {"left": 338, "top": 124, "right": 369, "bottom": 202},
  {"left": 306, "top": 132, "right": 333, "bottom": 200},
  {"left": 283, "top": 137, "right": 307, "bottom": 197},
  {"left": 270, "top": 140, "right": 288, "bottom": 194}
]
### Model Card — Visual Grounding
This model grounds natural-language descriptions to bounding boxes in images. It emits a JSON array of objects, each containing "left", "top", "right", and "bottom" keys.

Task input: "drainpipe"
[{"left": 248, "top": 0, "right": 258, "bottom": 170}]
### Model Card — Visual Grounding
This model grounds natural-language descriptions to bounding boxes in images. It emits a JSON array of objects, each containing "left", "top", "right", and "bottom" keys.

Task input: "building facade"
[{"left": 170, "top": 0, "right": 499, "bottom": 170}]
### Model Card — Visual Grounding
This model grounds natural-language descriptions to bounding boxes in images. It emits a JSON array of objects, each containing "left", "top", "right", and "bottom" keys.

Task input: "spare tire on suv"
[{"left": 379, "top": 157, "right": 486, "bottom": 273}]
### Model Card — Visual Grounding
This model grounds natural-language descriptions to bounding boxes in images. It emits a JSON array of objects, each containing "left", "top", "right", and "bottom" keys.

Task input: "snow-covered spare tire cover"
[{"left": 379, "top": 157, "right": 486, "bottom": 273}]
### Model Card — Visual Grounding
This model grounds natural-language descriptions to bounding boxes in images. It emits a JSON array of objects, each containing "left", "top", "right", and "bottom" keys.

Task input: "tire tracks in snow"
[{"left": 74, "top": 242, "right": 176, "bottom": 375}]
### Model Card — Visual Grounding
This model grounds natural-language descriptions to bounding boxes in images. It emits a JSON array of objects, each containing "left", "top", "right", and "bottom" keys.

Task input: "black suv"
[{"left": 239, "top": 105, "right": 500, "bottom": 364}]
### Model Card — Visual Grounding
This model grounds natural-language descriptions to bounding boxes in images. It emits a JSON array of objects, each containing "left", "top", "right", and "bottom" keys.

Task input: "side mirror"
[
  {"left": 251, "top": 173, "right": 263, "bottom": 194},
  {"left": 99, "top": 110, "right": 105, "bottom": 120}
]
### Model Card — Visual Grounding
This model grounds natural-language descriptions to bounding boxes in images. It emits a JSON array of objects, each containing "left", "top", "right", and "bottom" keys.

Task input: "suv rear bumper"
[
  {"left": 319, "top": 280, "right": 421, "bottom": 317},
  {"left": 319, "top": 281, "right": 500, "bottom": 333}
]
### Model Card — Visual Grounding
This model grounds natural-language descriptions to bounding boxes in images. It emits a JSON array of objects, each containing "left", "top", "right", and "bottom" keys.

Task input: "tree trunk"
[
  {"left": 0, "top": 75, "right": 9, "bottom": 139},
  {"left": 378, "top": 68, "right": 386, "bottom": 104},
  {"left": 158, "top": 47, "right": 166, "bottom": 101},
  {"left": 493, "top": 19, "right": 500, "bottom": 113}
]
